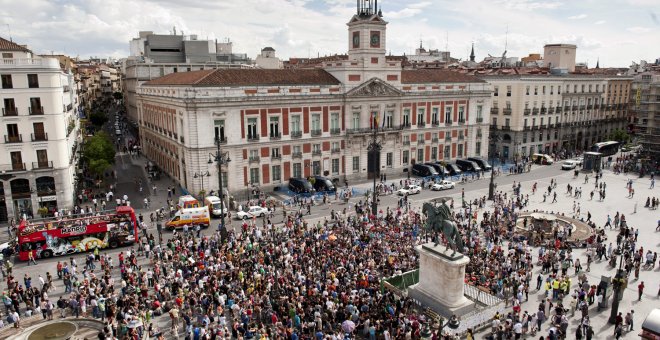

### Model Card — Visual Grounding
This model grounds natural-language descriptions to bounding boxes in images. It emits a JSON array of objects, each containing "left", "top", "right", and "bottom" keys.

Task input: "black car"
[
  {"left": 444, "top": 163, "right": 462, "bottom": 176},
  {"left": 426, "top": 162, "right": 449, "bottom": 177},
  {"left": 456, "top": 159, "right": 482, "bottom": 172},
  {"left": 312, "top": 176, "right": 336, "bottom": 192},
  {"left": 289, "top": 178, "right": 314, "bottom": 194},
  {"left": 411, "top": 164, "right": 439, "bottom": 177},
  {"left": 467, "top": 157, "right": 492, "bottom": 171}
]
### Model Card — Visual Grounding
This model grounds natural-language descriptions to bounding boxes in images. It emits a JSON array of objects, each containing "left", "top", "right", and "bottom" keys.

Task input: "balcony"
[
  {"left": 458, "top": 119, "right": 466, "bottom": 125},
  {"left": 548, "top": 108, "right": 554, "bottom": 114},
  {"left": 29, "top": 106, "right": 44, "bottom": 115},
  {"left": 539, "top": 124, "right": 547, "bottom": 129},
  {"left": 4, "top": 134, "right": 22, "bottom": 143},
  {"left": 586, "top": 104, "right": 593, "bottom": 110},
  {"left": 501, "top": 126, "right": 511, "bottom": 131},
  {"left": 431, "top": 121, "right": 440, "bottom": 127},
  {"left": 532, "top": 108, "right": 539, "bottom": 115},
  {"left": 523, "top": 109, "right": 531, "bottom": 115},
  {"left": 249, "top": 156, "right": 260, "bottom": 163},
  {"left": 2, "top": 107, "right": 18, "bottom": 116},
  {"left": 476, "top": 117, "right": 484, "bottom": 123},
  {"left": 312, "top": 150, "right": 322, "bottom": 156},
  {"left": 445, "top": 136, "right": 452, "bottom": 142},
  {"left": 489, "top": 124, "right": 498, "bottom": 130},
  {"left": 216, "top": 137, "right": 227, "bottom": 144},
  {"left": 31, "top": 133, "right": 48, "bottom": 141},
  {"left": 0, "top": 58, "right": 60, "bottom": 69},
  {"left": 32, "top": 161, "right": 53, "bottom": 170},
  {"left": 292, "top": 152, "right": 303, "bottom": 159},
  {"left": 417, "top": 122, "right": 426, "bottom": 127},
  {"left": 555, "top": 107, "right": 562, "bottom": 113},
  {"left": 417, "top": 139, "right": 425, "bottom": 145},
  {"left": 579, "top": 105, "right": 586, "bottom": 111},
  {"left": 403, "top": 141, "right": 411, "bottom": 146},
  {"left": 444, "top": 120, "right": 453, "bottom": 125},
  {"left": 548, "top": 123, "right": 555, "bottom": 129},
  {"left": 432, "top": 138, "right": 439, "bottom": 143},
  {"left": 540, "top": 107, "right": 547, "bottom": 114},
  {"left": 476, "top": 133, "right": 483, "bottom": 138},
  {"left": 524, "top": 126, "right": 531, "bottom": 131},
  {"left": 490, "top": 108, "right": 499, "bottom": 115},
  {"left": 291, "top": 131, "right": 302, "bottom": 139},
  {"left": 271, "top": 154, "right": 282, "bottom": 160},
  {"left": 503, "top": 108, "right": 512, "bottom": 115},
  {"left": 310, "top": 129, "right": 322, "bottom": 137},
  {"left": 269, "top": 133, "right": 281, "bottom": 140},
  {"left": 331, "top": 148, "right": 341, "bottom": 154},
  {"left": 556, "top": 123, "right": 562, "bottom": 128},
  {"left": 400, "top": 123, "right": 411, "bottom": 129},
  {"left": 564, "top": 106, "right": 571, "bottom": 112},
  {"left": 458, "top": 135, "right": 465, "bottom": 141},
  {"left": 0, "top": 163, "right": 27, "bottom": 172},
  {"left": 247, "top": 135, "right": 260, "bottom": 142},
  {"left": 330, "top": 128, "right": 341, "bottom": 135},
  {"left": 531, "top": 125, "right": 539, "bottom": 130}
]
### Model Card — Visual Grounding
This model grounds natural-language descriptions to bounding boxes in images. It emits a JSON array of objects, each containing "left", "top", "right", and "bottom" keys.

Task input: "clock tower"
[{"left": 347, "top": 0, "right": 387, "bottom": 63}]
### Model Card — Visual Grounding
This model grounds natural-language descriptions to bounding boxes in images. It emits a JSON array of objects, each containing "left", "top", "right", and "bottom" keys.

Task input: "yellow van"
[{"left": 166, "top": 207, "right": 210, "bottom": 230}]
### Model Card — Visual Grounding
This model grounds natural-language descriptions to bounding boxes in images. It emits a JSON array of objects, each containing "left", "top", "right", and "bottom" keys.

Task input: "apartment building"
[
  {"left": 482, "top": 74, "right": 631, "bottom": 160},
  {"left": 135, "top": 2, "right": 492, "bottom": 196},
  {"left": 0, "top": 37, "right": 80, "bottom": 222},
  {"left": 631, "top": 72, "right": 660, "bottom": 157}
]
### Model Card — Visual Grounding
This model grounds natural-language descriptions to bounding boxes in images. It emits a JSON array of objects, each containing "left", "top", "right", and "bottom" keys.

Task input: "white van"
[
  {"left": 204, "top": 196, "right": 227, "bottom": 217},
  {"left": 166, "top": 207, "right": 210, "bottom": 230}
]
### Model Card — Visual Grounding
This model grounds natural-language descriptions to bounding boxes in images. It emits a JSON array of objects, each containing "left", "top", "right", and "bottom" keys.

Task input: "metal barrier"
[
  {"left": 464, "top": 284, "right": 504, "bottom": 307},
  {"left": 380, "top": 269, "right": 419, "bottom": 294}
]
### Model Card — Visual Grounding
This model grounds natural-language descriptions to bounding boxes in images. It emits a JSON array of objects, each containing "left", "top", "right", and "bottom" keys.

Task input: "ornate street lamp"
[
  {"left": 208, "top": 136, "right": 231, "bottom": 235},
  {"left": 193, "top": 171, "right": 210, "bottom": 199},
  {"left": 368, "top": 123, "right": 382, "bottom": 216},
  {"left": 488, "top": 134, "right": 501, "bottom": 200}
]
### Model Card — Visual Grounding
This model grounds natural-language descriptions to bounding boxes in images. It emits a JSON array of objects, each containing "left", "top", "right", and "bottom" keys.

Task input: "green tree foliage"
[
  {"left": 608, "top": 129, "right": 631, "bottom": 143},
  {"left": 89, "top": 111, "right": 108, "bottom": 127},
  {"left": 84, "top": 132, "right": 116, "bottom": 177}
]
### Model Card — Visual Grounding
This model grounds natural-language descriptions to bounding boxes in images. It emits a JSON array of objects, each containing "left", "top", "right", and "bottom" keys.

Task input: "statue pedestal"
[{"left": 408, "top": 243, "right": 475, "bottom": 317}]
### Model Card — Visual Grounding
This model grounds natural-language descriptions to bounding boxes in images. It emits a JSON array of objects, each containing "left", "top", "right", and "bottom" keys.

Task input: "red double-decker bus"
[{"left": 17, "top": 206, "right": 138, "bottom": 261}]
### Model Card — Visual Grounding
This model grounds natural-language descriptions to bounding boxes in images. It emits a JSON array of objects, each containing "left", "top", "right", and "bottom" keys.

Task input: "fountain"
[{"left": 27, "top": 321, "right": 78, "bottom": 340}]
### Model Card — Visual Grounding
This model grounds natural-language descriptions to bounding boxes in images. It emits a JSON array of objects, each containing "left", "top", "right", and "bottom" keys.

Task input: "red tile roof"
[
  {"left": 0, "top": 37, "right": 32, "bottom": 53},
  {"left": 402, "top": 69, "right": 485, "bottom": 83},
  {"left": 146, "top": 69, "right": 341, "bottom": 87}
]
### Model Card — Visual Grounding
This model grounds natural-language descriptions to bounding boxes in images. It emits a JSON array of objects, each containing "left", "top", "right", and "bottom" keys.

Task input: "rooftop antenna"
[
  {"left": 173, "top": 26, "right": 176, "bottom": 35},
  {"left": 445, "top": 31, "right": 448, "bottom": 52},
  {"left": 5, "top": 24, "right": 11, "bottom": 42},
  {"left": 504, "top": 24, "right": 509, "bottom": 54}
]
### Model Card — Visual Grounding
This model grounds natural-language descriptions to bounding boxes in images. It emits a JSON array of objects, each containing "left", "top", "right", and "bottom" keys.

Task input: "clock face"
[
  {"left": 370, "top": 32, "right": 380, "bottom": 47},
  {"left": 353, "top": 33, "right": 360, "bottom": 48}
]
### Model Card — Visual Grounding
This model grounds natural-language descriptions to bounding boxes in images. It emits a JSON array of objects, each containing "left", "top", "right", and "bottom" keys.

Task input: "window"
[
  {"left": 418, "top": 133, "right": 424, "bottom": 143},
  {"left": 293, "top": 163, "right": 302, "bottom": 177},
  {"left": 247, "top": 118, "right": 258, "bottom": 139},
  {"left": 534, "top": 86, "right": 538, "bottom": 95},
  {"left": 29, "top": 97, "right": 42, "bottom": 114},
  {"left": 352, "top": 156, "right": 360, "bottom": 172},
  {"left": 550, "top": 85, "right": 554, "bottom": 95},
  {"left": 416, "top": 148, "right": 424, "bottom": 163},
  {"left": 36, "top": 150, "right": 49, "bottom": 167},
  {"left": 352, "top": 113, "right": 360, "bottom": 129},
  {"left": 539, "top": 132, "right": 543, "bottom": 142},
  {"left": 332, "top": 159, "right": 339, "bottom": 174},
  {"left": 10, "top": 151, "right": 22, "bottom": 169},
  {"left": 385, "top": 111, "right": 393, "bottom": 128},
  {"left": 249, "top": 168, "right": 260, "bottom": 184},
  {"left": 526, "top": 86, "right": 530, "bottom": 95},
  {"left": 402, "top": 150, "right": 409, "bottom": 165},
  {"left": 330, "top": 113, "right": 339, "bottom": 130},
  {"left": 493, "top": 86, "right": 499, "bottom": 96},
  {"left": 458, "top": 106, "right": 465, "bottom": 122},
  {"left": 581, "top": 84, "right": 585, "bottom": 92},
  {"left": 402, "top": 109, "right": 410, "bottom": 126},
  {"left": 27, "top": 74, "right": 39, "bottom": 88},
  {"left": 312, "top": 161, "right": 321, "bottom": 175},
  {"left": 249, "top": 150, "right": 259, "bottom": 160},
  {"left": 214, "top": 119, "right": 225, "bottom": 142},
  {"left": 269, "top": 116, "right": 280, "bottom": 137},
  {"left": 524, "top": 118, "right": 528, "bottom": 127},
  {"left": 523, "top": 133, "right": 527, "bottom": 143},
  {"left": 431, "top": 147, "right": 437, "bottom": 160},
  {"left": 417, "top": 108, "right": 425, "bottom": 125},
  {"left": 1, "top": 53, "right": 13, "bottom": 59},
  {"left": 542, "top": 86, "right": 546, "bottom": 95},
  {"left": 1, "top": 74, "right": 12, "bottom": 89},
  {"left": 272, "top": 165, "right": 281, "bottom": 182},
  {"left": 3, "top": 98, "right": 16, "bottom": 115},
  {"left": 457, "top": 144, "right": 463, "bottom": 158},
  {"left": 33, "top": 122, "right": 46, "bottom": 140},
  {"left": 271, "top": 147, "right": 281, "bottom": 158},
  {"left": 6, "top": 123, "right": 19, "bottom": 140},
  {"left": 475, "top": 142, "right": 481, "bottom": 156},
  {"left": 312, "top": 144, "right": 321, "bottom": 154},
  {"left": 444, "top": 106, "right": 452, "bottom": 124},
  {"left": 492, "top": 117, "right": 497, "bottom": 126},
  {"left": 444, "top": 145, "right": 451, "bottom": 160},
  {"left": 403, "top": 135, "right": 410, "bottom": 145},
  {"left": 291, "top": 115, "right": 301, "bottom": 133},
  {"left": 506, "top": 85, "right": 511, "bottom": 97},
  {"left": 557, "top": 86, "right": 561, "bottom": 95},
  {"left": 311, "top": 114, "right": 321, "bottom": 131},
  {"left": 431, "top": 107, "right": 439, "bottom": 124},
  {"left": 386, "top": 152, "right": 393, "bottom": 167},
  {"left": 476, "top": 105, "right": 483, "bottom": 122}
]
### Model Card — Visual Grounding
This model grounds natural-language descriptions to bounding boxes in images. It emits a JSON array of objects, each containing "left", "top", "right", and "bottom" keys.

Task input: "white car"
[
  {"left": 573, "top": 157, "right": 584, "bottom": 166},
  {"left": 431, "top": 180, "right": 455, "bottom": 191},
  {"left": 561, "top": 160, "right": 577, "bottom": 170},
  {"left": 397, "top": 184, "right": 422, "bottom": 196},
  {"left": 236, "top": 206, "right": 269, "bottom": 219}
]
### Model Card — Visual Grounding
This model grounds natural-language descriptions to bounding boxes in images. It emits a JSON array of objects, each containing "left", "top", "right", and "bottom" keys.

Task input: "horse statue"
[{"left": 422, "top": 200, "right": 464, "bottom": 257}]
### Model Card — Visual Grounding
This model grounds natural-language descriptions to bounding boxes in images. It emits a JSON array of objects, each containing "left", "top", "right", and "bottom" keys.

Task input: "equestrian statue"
[{"left": 422, "top": 199, "right": 464, "bottom": 257}]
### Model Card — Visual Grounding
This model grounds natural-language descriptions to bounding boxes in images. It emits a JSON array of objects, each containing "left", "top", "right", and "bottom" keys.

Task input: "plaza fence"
[{"left": 380, "top": 269, "right": 419, "bottom": 295}]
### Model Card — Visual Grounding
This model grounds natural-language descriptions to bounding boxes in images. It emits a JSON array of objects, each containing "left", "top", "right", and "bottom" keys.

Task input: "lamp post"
[
  {"left": 608, "top": 253, "right": 627, "bottom": 324},
  {"left": 368, "top": 124, "right": 382, "bottom": 216},
  {"left": 208, "top": 136, "right": 231, "bottom": 233},
  {"left": 193, "top": 171, "right": 210, "bottom": 200},
  {"left": 488, "top": 134, "right": 500, "bottom": 200}
]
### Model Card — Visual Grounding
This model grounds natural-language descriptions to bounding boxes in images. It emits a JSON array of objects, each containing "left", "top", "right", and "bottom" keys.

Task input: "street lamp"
[
  {"left": 488, "top": 134, "right": 500, "bottom": 200},
  {"left": 193, "top": 171, "right": 210, "bottom": 199},
  {"left": 608, "top": 253, "right": 627, "bottom": 324},
  {"left": 368, "top": 122, "right": 382, "bottom": 216},
  {"left": 208, "top": 136, "right": 231, "bottom": 233}
]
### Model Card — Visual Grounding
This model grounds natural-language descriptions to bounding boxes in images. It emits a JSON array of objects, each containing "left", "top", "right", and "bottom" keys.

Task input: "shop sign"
[{"left": 38, "top": 195, "right": 57, "bottom": 202}]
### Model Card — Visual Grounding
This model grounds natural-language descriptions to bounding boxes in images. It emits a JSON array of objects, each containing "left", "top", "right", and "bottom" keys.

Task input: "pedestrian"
[
  {"left": 27, "top": 251, "right": 37, "bottom": 266},
  {"left": 638, "top": 281, "right": 645, "bottom": 301}
]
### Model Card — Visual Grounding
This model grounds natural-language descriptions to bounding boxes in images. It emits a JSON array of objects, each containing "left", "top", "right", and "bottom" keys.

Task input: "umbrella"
[
  {"left": 341, "top": 320, "right": 356, "bottom": 333},
  {"left": 127, "top": 319, "right": 143, "bottom": 329}
]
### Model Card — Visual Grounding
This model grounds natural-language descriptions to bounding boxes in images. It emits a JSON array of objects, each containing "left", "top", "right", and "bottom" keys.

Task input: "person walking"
[{"left": 638, "top": 281, "right": 645, "bottom": 301}]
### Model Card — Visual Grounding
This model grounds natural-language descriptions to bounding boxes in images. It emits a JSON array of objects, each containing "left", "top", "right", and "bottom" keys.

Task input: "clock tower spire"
[{"left": 348, "top": 0, "right": 387, "bottom": 62}]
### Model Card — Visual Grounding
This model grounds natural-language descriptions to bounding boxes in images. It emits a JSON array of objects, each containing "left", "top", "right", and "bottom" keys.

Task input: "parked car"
[
  {"left": 444, "top": 163, "right": 463, "bottom": 176},
  {"left": 397, "top": 184, "right": 422, "bottom": 196},
  {"left": 312, "top": 176, "right": 336, "bottom": 192},
  {"left": 456, "top": 159, "right": 482, "bottom": 172},
  {"left": 431, "top": 180, "right": 455, "bottom": 191},
  {"left": 467, "top": 157, "right": 492, "bottom": 170},
  {"left": 561, "top": 160, "right": 578, "bottom": 170},
  {"left": 532, "top": 153, "right": 554, "bottom": 165},
  {"left": 573, "top": 157, "right": 584, "bottom": 166},
  {"left": 425, "top": 163, "right": 449, "bottom": 177},
  {"left": 236, "top": 206, "right": 269, "bottom": 220},
  {"left": 289, "top": 177, "right": 314, "bottom": 194},
  {"left": 411, "top": 164, "right": 439, "bottom": 177}
]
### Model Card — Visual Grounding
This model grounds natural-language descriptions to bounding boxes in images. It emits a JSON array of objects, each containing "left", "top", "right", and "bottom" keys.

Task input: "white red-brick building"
[{"left": 136, "top": 2, "right": 492, "bottom": 196}]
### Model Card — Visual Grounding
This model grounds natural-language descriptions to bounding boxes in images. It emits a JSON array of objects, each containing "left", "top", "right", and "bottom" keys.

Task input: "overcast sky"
[{"left": 1, "top": 0, "right": 658, "bottom": 67}]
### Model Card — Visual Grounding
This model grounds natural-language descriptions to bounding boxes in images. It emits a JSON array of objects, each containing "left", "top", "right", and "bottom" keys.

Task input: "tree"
[
  {"left": 84, "top": 132, "right": 116, "bottom": 177},
  {"left": 113, "top": 92, "right": 123, "bottom": 100},
  {"left": 89, "top": 111, "right": 108, "bottom": 127},
  {"left": 608, "top": 129, "right": 631, "bottom": 143}
]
